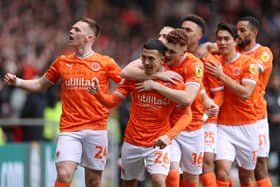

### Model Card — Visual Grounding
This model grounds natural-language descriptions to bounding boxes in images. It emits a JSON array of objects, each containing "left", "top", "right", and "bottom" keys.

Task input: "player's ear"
[{"left": 88, "top": 35, "right": 94, "bottom": 40}]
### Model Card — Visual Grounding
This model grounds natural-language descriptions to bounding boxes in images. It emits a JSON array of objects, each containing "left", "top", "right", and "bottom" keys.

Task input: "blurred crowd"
[{"left": 0, "top": 0, "right": 280, "bottom": 143}]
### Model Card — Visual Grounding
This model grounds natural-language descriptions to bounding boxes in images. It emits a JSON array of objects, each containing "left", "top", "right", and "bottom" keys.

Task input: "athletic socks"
[
  {"left": 200, "top": 172, "right": 217, "bottom": 187},
  {"left": 166, "top": 171, "right": 180, "bottom": 187}
]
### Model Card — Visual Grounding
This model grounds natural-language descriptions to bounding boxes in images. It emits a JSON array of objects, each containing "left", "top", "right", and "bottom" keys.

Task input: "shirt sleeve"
[
  {"left": 255, "top": 47, "right": 273, "bottom": 73},
  {"left": 105, "top": 57, "right": 122, "bottom": 84},
  {"left": 95, "top": 79, "right": 133, "bottom": 108},
  {"left": 204, "top": 55, "right": 224, "bottom": 93},
  {"left": 166, "top": 106, "right": 192, "bottom": 139},
  {"left": 242, "top": 57, "right": 259, "bottom": 84},
  {"left": 184, "top": 55, "right": 204, "bottom": 88},
  {"left": 44, "top": 57, "right": 61, "bottom": 84}
]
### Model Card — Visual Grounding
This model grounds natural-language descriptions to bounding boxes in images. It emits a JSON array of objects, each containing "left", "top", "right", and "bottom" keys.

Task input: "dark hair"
[
  {"left": 166, "top": 28, "right": 188, "bottom": 46},
  {"left": 216, "top": 23, "right": 238, "bottom": 39},
  {"left": 76, "top": 17, "right": 101, "bottom": 37},
  {"left": 183, "top": 15, "right": 206, "bottom": 34},
  {"left": 143, "top": 39, "right": 167, "bottom": 56},
  {"left": 238, "top": 16, "right": 260, "bottom": 31}
]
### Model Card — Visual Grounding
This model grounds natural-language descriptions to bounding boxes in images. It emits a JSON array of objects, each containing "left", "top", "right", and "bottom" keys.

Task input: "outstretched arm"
[
  {"left": 88, "top": 78, "right": 124, "bottom": 108},
  {"left": 4, "top": 73, "right": 52, "bottom": 92}
]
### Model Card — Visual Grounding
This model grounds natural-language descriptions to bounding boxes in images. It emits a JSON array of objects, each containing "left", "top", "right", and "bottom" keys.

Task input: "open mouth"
[{"left": 69, "top": 36, "right": 74, "bottom": 41}]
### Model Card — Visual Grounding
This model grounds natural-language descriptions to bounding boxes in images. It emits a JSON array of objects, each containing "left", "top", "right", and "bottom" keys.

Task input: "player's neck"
[
  {"left": 188, "top": 43, "right": 199, "bottom": 55},
  {"left": 241, "top": 40, "right": 257, "bottom": 52},
  {"left": 75, "top": 46, "right": 94, "bottom": 58}
]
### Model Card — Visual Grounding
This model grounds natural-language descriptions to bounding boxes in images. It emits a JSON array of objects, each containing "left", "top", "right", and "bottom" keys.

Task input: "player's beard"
[{"left": 237, "top": 35, "right": 251, "bottom": 49}]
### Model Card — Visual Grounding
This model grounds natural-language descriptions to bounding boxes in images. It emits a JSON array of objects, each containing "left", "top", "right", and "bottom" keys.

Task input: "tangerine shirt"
[
  {"left": 95, "top": 66, "right": 186, "bottom": 147},
  {"left": 115, "top": 77, "right": 185, "bottom": 147},
  {"left": 202, "top": 53, "right": 224, "bottom": 124},
  {"left": 239, "top": 44, "right": 273, "bottom": 120},
  {"left": 216, "top": 53, "right": 259, "bottom": 125},
  {"left": 167, "top": 52, "right": 204, "bottom": 131},
  {"left": 44, "top": 52, "right": 122, "bottom": 132}
]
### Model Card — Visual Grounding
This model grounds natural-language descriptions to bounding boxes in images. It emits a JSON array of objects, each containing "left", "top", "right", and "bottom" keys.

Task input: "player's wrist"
[
  {"left": 151, "top": 72, "right": 159, "bottom": 80},
  {"left": 15, "top": 78, "right": 22, "bottom": 87},
  {"left": 151, "top": 81, "right": 160, "bottom": 90}
]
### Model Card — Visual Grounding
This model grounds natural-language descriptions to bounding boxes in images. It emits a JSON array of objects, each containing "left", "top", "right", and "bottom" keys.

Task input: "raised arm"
[
  {"left": 121, "top": 59, "right": 149, "bottom": 81},
  {"left": 196, "top": 42, "right": 219, "bottom": 59},
  {"left": 4, "top": 73, "right": 52, "bottom": 92}
]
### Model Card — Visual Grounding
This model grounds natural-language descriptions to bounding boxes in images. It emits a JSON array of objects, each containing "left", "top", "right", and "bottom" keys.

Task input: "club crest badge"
[
  {"left": 250, "top": 64, "right": 257, "bottom": 74},
  {"left": 195, "top": 65, "right": 203, "bottom": 77},
  {"left": 261, "top": 52, "right": 269, "bottom": 63},
  {"left": 92, "top": 62, "right": 101, "bottom": 71},
  {"left": 233, "top": 67, "right": 240, "bottom": 75}
]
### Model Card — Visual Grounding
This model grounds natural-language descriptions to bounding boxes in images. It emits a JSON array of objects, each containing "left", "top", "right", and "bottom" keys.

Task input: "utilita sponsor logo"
[
  {"left": 65, "top": 78, "right": 95, "bottom": 90},
  {"left": 137, "top": 95, "right": 170, "bottom": 107}
]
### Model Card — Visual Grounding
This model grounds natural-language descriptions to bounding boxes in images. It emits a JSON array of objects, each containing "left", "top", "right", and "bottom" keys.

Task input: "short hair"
[
  {"left": 183, "top": 15, "right": 206, "bottom": 34},
  {"left": 143, "top": 39, "right": 167, "bottom": 56},
  {"left": 166, "top": 28, "right": 188, "bottom": 46},
  {"left": 238, "top": 16, "right": 260, "bottom": 31},
  {"left": 216, "top": 23, "right": 238, "bottom": 39},
  {"left": 76, "top": 17, "right": 101, "bottom": 37}
]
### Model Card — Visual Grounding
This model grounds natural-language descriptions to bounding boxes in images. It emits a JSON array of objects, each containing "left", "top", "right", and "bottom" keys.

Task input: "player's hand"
[
  {"left": 4, "top": 73, "right": 17, "bottom": 86},
  {"left": 153, "top": 135, "right": 171, "bottom": 149},
  {"left": 205, "top": 104, "right": 219, "bottom": 117},
  {"left": 195, "top": 43, "right": 209, "bottom": 60},
  {"left": 154, "top": 71, "right": 183, "bottom": 84},
  {"left": 88, "top": 77, "right": 100, "bottom": 95},
  {"left": 135, "top": 80, "right": 156, "bottom": 92},
  {"left": 205, "top": 60, "right": 224, "bottom": 79}
]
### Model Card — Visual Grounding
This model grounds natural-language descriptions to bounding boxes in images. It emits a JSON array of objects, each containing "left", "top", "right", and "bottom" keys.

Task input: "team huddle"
[{"left": 4, "top": 15, "right": 273, "bottom": 187}]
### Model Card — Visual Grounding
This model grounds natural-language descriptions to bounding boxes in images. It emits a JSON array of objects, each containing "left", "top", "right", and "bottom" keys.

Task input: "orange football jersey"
[
  {"left": 239, "top": 44, "right": 273, "bottom": 120},
  {"left": 113, "top": 70, "right": 185, "bottom": 147},
  {"left": 44, "top": 52, "right": 122, "bottom": 132},
  {"left": 167, "top": 52, "right": 204, "bottom": 131},
  {"left": 216, "top": 53, "right": 259, "bottom": 125},
  {"left": 202, "top": 53, "right": 224, "bottom": 124}
]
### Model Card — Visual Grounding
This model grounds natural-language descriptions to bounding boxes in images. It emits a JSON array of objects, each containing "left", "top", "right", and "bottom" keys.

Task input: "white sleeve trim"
[
  {"left": 242, "top": 79, "right": 256, "bottom": 85},
  {"left": 119, "top": 78, "right": 126, "bottom": 85},
  {"left": 257, "top": 63, "right": 264, "bottom": 74},
  {"left": 43, "top": 76, "right": 55, "bottom": 85},
  {"left": 210, "top": 86, "right": 224, "bottom": 92},
  {"left": 184, "top": 82, "right": 200, "bottom": 88},
  {"left": 176, "top": 104, "right": 184, "bottom": 108},
  {"left": 200, "top": 88, "right": 206, "bottom": 95},
  {"left": 113, "top": 91, "right": 126, "bottom": 99}
]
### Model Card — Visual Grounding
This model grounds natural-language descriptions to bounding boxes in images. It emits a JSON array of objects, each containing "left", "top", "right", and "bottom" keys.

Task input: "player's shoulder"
[
  {"left": 257, "top": 44, "right": 272, "bottom": 54},
  {"left": 58, "top": 53, "right": 75, "bottom": 60},
  {"left": 183, "top": 52, "right": 203, "bottom": 67},
  {"left": 50, "top": 53, "right": 75, "bottom": 66},
  {"left": 186, "top": 52, "right": 202, "bottom": 62},
  {"left": 239, "top": 53, "right": 255, "bottom": 61},
  {"left": 89, "top": 52, "right": 117, "bottom": 64},
  {"left": 256, "top": 45, "right": 273, "bottom": 61},
  {"left": 204, "top": 53, "right": 221, "bottom": 65}
]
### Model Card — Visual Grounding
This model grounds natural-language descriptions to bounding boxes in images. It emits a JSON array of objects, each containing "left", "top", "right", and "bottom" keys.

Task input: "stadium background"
[{"left": 0, "top": 0, "right": 280, "bottom": 186}]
